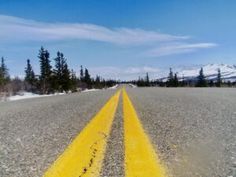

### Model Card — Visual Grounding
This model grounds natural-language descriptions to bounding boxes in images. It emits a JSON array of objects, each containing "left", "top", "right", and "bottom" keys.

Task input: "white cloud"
[
  {"left": 147, "top": 43, "right": 217, "bottom": 57},
  {"left": 0, "top": 15, "right": 187, "bottom": 45},
  {"left": 0, "top": 15, "right": 217, "bottom": 58}
]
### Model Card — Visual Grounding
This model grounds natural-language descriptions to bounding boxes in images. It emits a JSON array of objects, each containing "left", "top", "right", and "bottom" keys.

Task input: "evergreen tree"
[
  {"left": 102, "top": 78, "right": 106, "bottom": 88},
  {"left": 145, "top": 72, "right": 150, "bottom": 86},
  {"left": 53, "top": 52, "right": 71, "bottom": 92},
  {"left": 0, "top": 58, "right": 4, "bottom": 86},
  {"left": 173, "top": 73, "right": 179, "bottom": 87},
  {"left": 167, "top": 68, "right": 174, "bottom": 87},
  {"left": 209, "top": 80, "right": 214, "bottom": 87},
  {"left": 95, "top": 75, "right": 101, "bottom": 88},
  {"left": 137, "top": 76, "right": 145, "bottom": 87},
  {"left": 53, "top": 51, "right": 66, "bottom": 91},
  {"left": 216, "top": 68, "right": 222, "bottom": 87},
  {"left": 24, "top": 59, "right": 35, "bottom": 91},
  {"left": 95, "top": 75, "right": 100, "bottom": 83},
  {"left": 196, "top": 67, "right": 207, "bottom": 87},
  {"left": 61, "top": 63, "right": 71, "bottom": 92},
  {"left": 54, "top": 52, "right": 63, "bottom": 79},
  {"left": 0, "top": 57, "right": 9, "bottom": 87},
  {"left": 84, "top": 68, "right": 92, "bottom": 88},
  {"left": 38, "top": 47, "right": 52, "bottom": 93},
  {"left": 53, "top": 51, "right": 75, "bottom": 92},
  {"left": 180, "top": 75, "right": 186, "bottom": 87},
  {"left": 80, "top": 65, "right": 84, "bottom": 81},
  {"left": 70, "top": 69, "right": 77, "bottom": 92}
]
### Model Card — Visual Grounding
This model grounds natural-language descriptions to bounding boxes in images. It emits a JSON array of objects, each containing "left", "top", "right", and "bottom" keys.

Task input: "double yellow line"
[{"left": 43, "top": 89, "right": 167, "bottom": 177}]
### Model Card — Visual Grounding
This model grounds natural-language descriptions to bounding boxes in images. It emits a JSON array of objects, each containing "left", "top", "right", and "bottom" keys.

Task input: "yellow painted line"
[
  {"left": 123, "top": 89, "right": 167, "bottom": 177},
  {"left": 43, "top": 90, "right": 121, "bottom": 177}
]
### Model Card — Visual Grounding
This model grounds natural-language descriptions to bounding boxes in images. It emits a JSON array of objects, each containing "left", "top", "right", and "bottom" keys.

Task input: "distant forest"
[
  {"left": 127, "top": 67, "right": 236, "bottom": 87},
  {"left": 0, "top": 47, "right": 117, "bottom": 96},
  {"left": 0, "top": 46, "right": 235, "bottom": 97}
]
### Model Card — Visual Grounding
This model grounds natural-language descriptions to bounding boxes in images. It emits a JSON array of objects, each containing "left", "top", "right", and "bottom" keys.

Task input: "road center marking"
[
  {"left": 43, "top": 90, "right": 121, "bottom": 177},
  {"left": 123, "top": 89, "right": 167, "bottom": 177}
]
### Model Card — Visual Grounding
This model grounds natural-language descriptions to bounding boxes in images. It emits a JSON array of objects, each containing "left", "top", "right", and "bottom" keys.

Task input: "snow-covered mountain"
[{"left": 177, "top": 64, "right": 236, "bottom": 82}]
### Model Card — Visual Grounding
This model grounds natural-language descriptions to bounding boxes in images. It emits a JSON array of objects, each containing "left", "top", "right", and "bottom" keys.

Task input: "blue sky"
[{"left": 0, "top": 0, "right": 235, "bottom": 79}]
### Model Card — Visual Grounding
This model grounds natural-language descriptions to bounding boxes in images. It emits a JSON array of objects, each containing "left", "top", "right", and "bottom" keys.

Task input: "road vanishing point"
[{"left": 0, "top": 86, "right": 236, "bottom": 177}]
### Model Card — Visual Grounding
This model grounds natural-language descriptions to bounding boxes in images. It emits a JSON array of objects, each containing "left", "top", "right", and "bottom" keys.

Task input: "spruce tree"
[
  {"left": 54, "top": 52, "right": 63, "bottom": 79},
  {"left": 216, "top": 68, "right": 222, "bottom": 87},
  {"left": 173, "top": 73, "right": 179, "bottom": 87},
  {"left": 209, "top": 80, "right": 214, "bottom": 87},
  {"left": 70, "top": 69, "right": 77, "bottom": 92},
  {"left": 137, "top": 76, "right": 145, "bottom": 87},
  {"left": 167, "top": 68, "right": 174, "bottom": 87},
  {"left": 53, "top": 51, "right": 66, "bottom": 91},
  {"left": 61, "top": 63, "right": 71, "bottom": 92},
  {"left": 53, "top": 51, "right": 71, "bottom": 92},
  {"left": 52, "top": 51, "right": 74, "bottom": 92},
  {"left": 38, "top": 47, "right": 52, "bottom": 93},
  {"left": 145, "top": 72, "right": 150, "bottom": 86},
  {"left": 44, "top": 50, "right": 52, "bottom": 81},
  {"left": 0, "top": 57, "right": 9, "bottom": 87},
  {"left": 0, "top": 57, "right": 4, "bottom": 86},
  {"left": 95, "top": 75, "right": 101, "bottom": 88},
  {"left": 196, "top": 67, "right": 207, "bottom": 87},
  {"left": 80, "top": 65, "right": 84, "bottom": 81},
  {"left": 24, "top": 59, "right": 35, "bottom": 91},
  {"left": 84, "top": 68, "right": 91, "bottom": 88},
  {"left": 181, "top": 75, "right": 186, "bottom": 87}
]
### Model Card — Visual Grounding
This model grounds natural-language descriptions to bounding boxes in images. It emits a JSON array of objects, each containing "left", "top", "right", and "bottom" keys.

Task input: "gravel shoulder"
[
  {"left": 0, "top": 90, "right": 115, "bottom": 177},
  {"left": 127, "top": 87, "right": 236, "bottom": 177}
]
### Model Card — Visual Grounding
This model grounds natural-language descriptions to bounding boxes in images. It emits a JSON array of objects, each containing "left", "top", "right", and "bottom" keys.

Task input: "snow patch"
[
  {"left": 6, "top": 92, "right": 65, "bottom": 101},
  {"left": 129, "top": 84, "right": 137, "bottom": 88},
  {"left": 82, "top": 89, "right": 101, "bottom": 93},
  {"left": 82, "top": 84, "right": 119, "bottom": 92},
  {"left": 108, "top": 84, "right": 119, "bottom": 89}
]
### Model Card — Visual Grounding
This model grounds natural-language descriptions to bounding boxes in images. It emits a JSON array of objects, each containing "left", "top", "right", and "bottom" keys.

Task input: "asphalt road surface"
[
  {"left": 0, "top": 87, "right": 236, "bottom": 177},
  {"left": 127, "top": 88, "right": 236, "bottom": 177},
  {"left": 0, "top": 90, "right": 116, "bottom": 177}
]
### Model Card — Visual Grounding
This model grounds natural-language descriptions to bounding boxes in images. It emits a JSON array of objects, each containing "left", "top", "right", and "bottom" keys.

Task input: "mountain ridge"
[{"left": 159, "top": 64, "right": 236, "bottom": 82}]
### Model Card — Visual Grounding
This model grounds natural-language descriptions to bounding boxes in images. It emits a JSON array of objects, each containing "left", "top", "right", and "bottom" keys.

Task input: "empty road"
[{"left": 0, "top": 87, "right": 236, "bottom": 177}]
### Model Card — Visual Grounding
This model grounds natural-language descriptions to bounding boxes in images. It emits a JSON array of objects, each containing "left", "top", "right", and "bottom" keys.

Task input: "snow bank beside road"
[
  {"left": 129, "top": 84, "right": 137, "bottom": 88},
  {"left": 5, "top": 84, "right": 119, "bottom": 101},
  {"left": 6, "top": 92, "right": 65, "bottom": 101},
  {"left": 82, "top": 84, "right": 119, "bottom": 92},
  {"left": 82, "top": 89, "right": 101, "bottom": 93},
  {"left": 108, "top": 84, "right": 118, "bottom": 89}
]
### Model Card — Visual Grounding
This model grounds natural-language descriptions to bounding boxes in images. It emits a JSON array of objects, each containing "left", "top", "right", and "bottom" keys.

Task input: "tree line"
[
  {"left": 0, "top": 47, "right": 117, "bottom": 95},
  {"left": 1, "top": 49, "right": 236, "bottom": 94},
  {"left": 133, "top": 67, "right": 235, "bottom": 87}
]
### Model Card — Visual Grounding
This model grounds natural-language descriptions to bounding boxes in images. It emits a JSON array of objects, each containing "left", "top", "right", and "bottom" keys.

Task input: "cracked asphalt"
[
  {"left": 0, "top": 87, "right": 236, "bottom": 177},
  {"left": 0, "top": 90, "right": 115, "bottom": 177}
]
